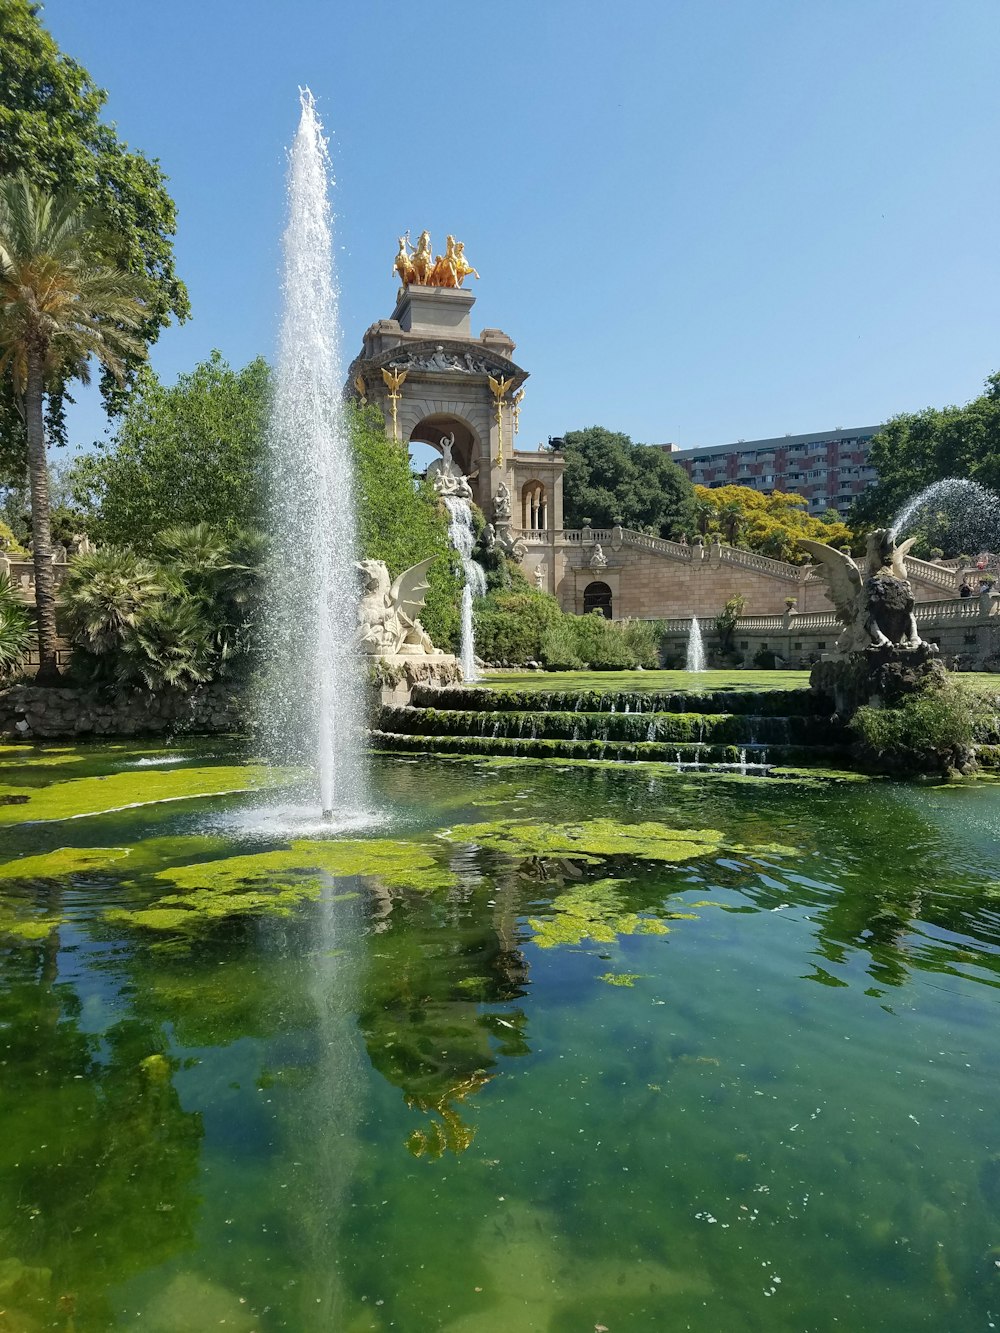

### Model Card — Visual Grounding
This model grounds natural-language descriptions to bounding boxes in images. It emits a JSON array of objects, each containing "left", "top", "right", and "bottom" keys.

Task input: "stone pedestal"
[
  {"left": 391, "top": 285, "right": 475, "bottom": 336},
  {"left": 810, "top": 643, "right": 944, "bottom": 719},
  {"left": 374, "top": 653, "right": 463, "bottom": 708}
]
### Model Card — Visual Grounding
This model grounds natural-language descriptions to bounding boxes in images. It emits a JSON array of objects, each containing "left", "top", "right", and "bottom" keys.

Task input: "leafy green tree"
[
  {"left": 71, "top": 352, "right": 270, "bottom": 543},
  {"left": 559, "top": 426, "right": 695, "bottom": 537},
  {"left": 0, "top": 0, "right": 188, "bottom": 471},
  {"left": 0, "top": 175, "right": 148, "bottom": 679},
  {"left": 693, "top": 485, "right": 853, "bottom": 564},
  {"left": 851, "top": 372, "right": 1000, "bottom": 549},
  {"left": 351, "top": 403, "right": 462, "bottom": 650}
]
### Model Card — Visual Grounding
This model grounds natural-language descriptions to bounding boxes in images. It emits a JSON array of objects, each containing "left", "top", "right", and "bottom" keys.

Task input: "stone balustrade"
[{"left": 1, "top": 556, "right": 69, "bottom": 604}]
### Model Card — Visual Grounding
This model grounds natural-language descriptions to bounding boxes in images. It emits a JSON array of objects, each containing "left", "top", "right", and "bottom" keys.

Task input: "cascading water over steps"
[{"left": 372, "top": 683, "right": 851, "bottom": 770}]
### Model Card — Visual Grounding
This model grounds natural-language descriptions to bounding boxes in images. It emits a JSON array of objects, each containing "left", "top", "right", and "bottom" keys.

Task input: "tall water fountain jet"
[
  {"left": 686, "top": 616, "right": 706, "bottom": 672},
  {"left": 262, "top": 90, "right": 367, "bottom": 819}
]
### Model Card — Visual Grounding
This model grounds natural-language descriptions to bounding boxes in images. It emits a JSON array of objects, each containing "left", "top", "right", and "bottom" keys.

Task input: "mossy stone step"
[
  {"left": 379, "top": 706, "right": 844, "bottom": 747},
  {"left": 410, "top": 684, "right": 826, "bottom": 717},
  {"left": 370, "top": 730, "right": 851, "bottom": 767}
]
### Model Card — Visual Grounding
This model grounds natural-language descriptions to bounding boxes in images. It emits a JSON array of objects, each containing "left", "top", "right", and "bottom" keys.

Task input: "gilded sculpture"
[
  {"left": 381, "top": 364, "right": 408, "bottom": 441},
  {"left": 393, "top": 231, "right": 479, "bottom": 289}
]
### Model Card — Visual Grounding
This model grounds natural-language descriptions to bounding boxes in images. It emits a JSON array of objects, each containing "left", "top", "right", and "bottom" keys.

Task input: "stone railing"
[
  {"left": 620, "top": 531, "right": 694, "bottom": 562},
  {"left": 1, "top": 557, "right": 68, "bottom": 604},
  {"left": 717, "top": 544, "right": 800, "bottom": 582},
  {"left": 654, "top": 595, "right": 996, "bottom": 639},
  {"left": 906, "top": 556, "right": 958, "bottom": 591}
]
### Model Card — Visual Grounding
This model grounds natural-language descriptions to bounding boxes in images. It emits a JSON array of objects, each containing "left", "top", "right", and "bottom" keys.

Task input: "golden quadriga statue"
[{"left": 393, "top": 231, "right": 479, "bottom": 288}]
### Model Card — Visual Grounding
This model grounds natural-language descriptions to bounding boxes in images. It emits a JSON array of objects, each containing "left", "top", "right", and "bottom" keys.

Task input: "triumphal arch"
[
  {"left": 345, "top": 234, "right": 957, "bottom": 636},
  {"left": 346, "top": 233, "right": 565, "bottom": 588}
]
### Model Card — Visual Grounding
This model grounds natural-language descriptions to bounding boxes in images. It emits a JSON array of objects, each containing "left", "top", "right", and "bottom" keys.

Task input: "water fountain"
[
  {"left": 429, "top": 438, "right": 485, "bottom": 681},
  {"left": 261, "top": 90, "right": 367, "bottom": 820},
  {"left": 686, "top": 616, "right": 706, "bottom": 672},
  {"left": 889, "top": 478, "right": 1000, "bottom": 548}
]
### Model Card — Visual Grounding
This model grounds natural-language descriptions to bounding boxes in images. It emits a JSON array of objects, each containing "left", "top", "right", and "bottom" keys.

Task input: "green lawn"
[{"left": 478, "top": 669, "right": 812, "bottom": 693}]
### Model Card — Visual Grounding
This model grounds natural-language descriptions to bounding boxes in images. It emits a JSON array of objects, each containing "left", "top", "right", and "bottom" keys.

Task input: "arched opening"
[
  {"left": 583, "top": 581, "right": 613, "bottom": 619},
  {"left": 408, "top": 415, "right": 477, "bottom": 478},
  {"left": 408, "top": 413, "right": 485, "bottom": 508},
  {"left": 521, "top": 480, "right": 547, "bottom": 531}
]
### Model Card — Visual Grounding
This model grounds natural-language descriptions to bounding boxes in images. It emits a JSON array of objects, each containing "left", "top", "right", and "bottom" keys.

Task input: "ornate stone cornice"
[{"left": 350, "top": 339, "right": 528, "bottom": 391}]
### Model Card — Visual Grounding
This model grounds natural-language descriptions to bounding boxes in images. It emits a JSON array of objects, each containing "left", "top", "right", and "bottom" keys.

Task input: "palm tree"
[{"left": 0, "top": 174, "right": 147, "bottom": 681}]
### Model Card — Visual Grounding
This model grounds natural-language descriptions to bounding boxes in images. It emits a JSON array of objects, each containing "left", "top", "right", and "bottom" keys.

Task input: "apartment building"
[{"left": 661, "top": 427, "right": 880, "bottom": 516}]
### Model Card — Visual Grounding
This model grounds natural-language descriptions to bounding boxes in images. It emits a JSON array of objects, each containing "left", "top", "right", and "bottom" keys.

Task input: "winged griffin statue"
[
  {"left": 800, "top": 529, "right": 929, "bottom": 658},
  {"left": 356, "top": 557, "right": 442, "bottom": 657}
]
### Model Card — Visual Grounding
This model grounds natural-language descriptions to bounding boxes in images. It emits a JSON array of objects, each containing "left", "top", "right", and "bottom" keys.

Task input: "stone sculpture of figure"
[
  {"left": 355, "top": 557, "right": 440, "bottom": 657},
  {"left": 410, "top": 230, "right": 434, "bottom": 285},
  {"left": 590, "top": 543, "right": 608, "bottom": 570},
  {"left": 800, "top": 529, "right": 926, "bottom": 657},
  {"left": 493, "top": 482, "right": 512, "bottom": 523},
  {"left": 426, "top": 434, "right": 473, "bottom": 501},
  {"left": 483, "top": 523, "right": 497, "bottom": 551},
  {"left": 533, "top": 564, "right": 545, "bottom": 589}
]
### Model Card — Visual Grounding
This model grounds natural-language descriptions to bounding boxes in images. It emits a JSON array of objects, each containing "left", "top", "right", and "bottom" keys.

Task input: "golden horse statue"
[
  {"left": 393, "top": 232, "right": 479, "bottom": 288},
  {"left": 410, "top": 229, "right": 434, "bottom": 285}
]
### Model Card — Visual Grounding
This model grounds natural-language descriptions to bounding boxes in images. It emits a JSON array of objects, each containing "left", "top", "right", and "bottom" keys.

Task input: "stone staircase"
[{"left": 373, "top": 683, "right": 850, "bottom": 769}]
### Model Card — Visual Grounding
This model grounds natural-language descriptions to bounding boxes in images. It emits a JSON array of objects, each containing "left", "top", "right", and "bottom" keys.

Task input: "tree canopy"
[
  {"left": 693, "top": 484, "right": 853, "bottom": 564},
  {"left": 0, "top": 0, "right": 188, "bottom": 465},
  {"left": 70, "top": 352, "right": 270, "bottom": 543},
  {"left": 851, "top": 372, "right": 1000, "bottom": 551},
  {"left": 560, "top": 427, "right": 695, "bottom": 537}
]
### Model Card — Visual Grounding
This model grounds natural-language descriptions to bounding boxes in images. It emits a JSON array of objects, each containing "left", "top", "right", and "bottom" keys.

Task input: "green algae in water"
[
  {"left": 443, "top": 817, "right": 724, "bottom": 863},
  {"left": 0, "top": 846, "right": 131, "bottom": 881},
  {"left": 107, "top": 838, "right": 457, "bottom": 934},
  {"left": 0, "top": 763, "right": 268, "bottom": 824},
  {"left": 597, "top": 971, "right": 645, "bottom": 986},
  {"left": 527, "top": 878, "right": 674, "bottom": 948}
]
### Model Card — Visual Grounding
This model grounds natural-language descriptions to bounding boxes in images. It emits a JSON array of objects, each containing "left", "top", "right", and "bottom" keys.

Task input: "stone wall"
[
  {"left": 519, "top": 526, "right": 961, "bottom": 621},
  {"left": 0, "top": 682, "right": 245, "bottom": 741},
  {"left": 658, "top": 592, "right": 1000, "bottom": 670}
]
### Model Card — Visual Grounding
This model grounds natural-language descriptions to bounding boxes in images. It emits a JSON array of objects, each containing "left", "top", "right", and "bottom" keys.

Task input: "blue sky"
[{"left": 42, "top": 0, "right": 1000, "bottom": 456}]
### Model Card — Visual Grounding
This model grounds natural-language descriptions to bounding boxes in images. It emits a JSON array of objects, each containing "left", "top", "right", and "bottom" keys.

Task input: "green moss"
[
  {"left": 443, "top": 817, "right": 723, "bottom": 864},
  {"left": 0, "top": 763, "right": 268, "bottom": 824},
  {"left": 597, "top": 971, "right": 645, "bottom": 986}
]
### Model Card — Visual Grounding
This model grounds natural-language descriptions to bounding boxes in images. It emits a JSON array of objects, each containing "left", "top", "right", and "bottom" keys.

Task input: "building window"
[
  {"left": 583, "top": 581, "right": 613, "bottom": 618},
  {"left": 817, "top": 641, "right": 826, "bottom": 650},
  {"left": 964, "top": 633, "right": 977, "bottom": 645},
  {"left": 521, "top": 481, "right": 547, "bottom": 531},
  {"left": 793, "top": 641, "right": 802, "bottom": 649},
  {"left": 739, "top": 640, "right": 749, "bottom": 649}
]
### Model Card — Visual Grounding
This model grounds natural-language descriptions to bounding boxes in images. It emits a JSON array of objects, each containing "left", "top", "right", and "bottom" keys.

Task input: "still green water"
[{"left": 1, "top": 743, "right": 999, "bottom": 1331}]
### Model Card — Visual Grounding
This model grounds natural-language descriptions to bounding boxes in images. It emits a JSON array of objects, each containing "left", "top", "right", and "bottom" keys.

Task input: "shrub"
[
  {"left": 0, "top": 574, "right": 32, "bottom": 677},
  {"left": 850, "top": 677, "right": 1000, "bottom": 774},
  {"left": 619, "top": 618, "right": 662, "bottom": 668},
  {"left": 59, "top": 526, "right": 264, "bottom": 691},
  {"left": 567, "top": 612, "right": 638, "bottom": 670},
  {"left": 474, "top": 589, "right": 562, "bottom": 665}
]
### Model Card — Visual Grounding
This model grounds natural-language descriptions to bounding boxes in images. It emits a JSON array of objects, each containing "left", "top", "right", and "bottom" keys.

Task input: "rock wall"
[{"left": 0, "top": 682, "right": 245, "bottom": 741}]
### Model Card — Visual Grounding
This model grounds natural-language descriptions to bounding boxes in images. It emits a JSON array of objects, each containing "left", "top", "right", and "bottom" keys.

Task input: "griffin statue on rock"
[{"left": 800, "top": 529, "right": 933, "bottom": 658}]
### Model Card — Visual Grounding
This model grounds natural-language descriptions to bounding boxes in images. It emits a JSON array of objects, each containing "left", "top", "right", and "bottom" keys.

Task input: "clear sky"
[{"left": 40, "top": 0, "right": 1000, "bottom": 456}]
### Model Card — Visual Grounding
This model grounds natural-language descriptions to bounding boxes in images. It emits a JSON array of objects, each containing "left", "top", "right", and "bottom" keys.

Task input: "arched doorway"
[{"left": 583, "top": 581, "right": 613, "bottom": 618}]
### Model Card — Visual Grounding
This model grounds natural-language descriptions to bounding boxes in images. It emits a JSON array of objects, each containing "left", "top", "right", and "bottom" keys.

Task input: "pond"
[{"left": 0, "top": 743, "right": 998, "bottom": 1331}]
